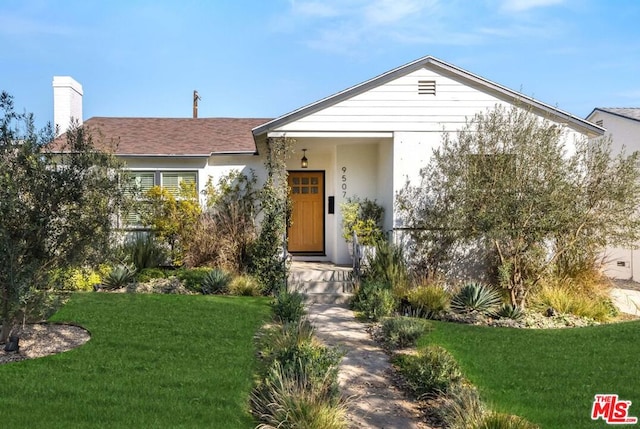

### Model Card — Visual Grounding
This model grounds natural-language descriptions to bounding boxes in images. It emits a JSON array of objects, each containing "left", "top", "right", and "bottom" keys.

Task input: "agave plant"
[
  {"left": 201, "top": 268, "right": 232, "bottom": 294},
  {"left": 451, "top": 282, "right": 502, "bottom": 314},
  {"left": 101, "top": 265, "right": 136, "bottom": 290},
  {"left": 494, "top": 303, "right": 525, "bottom": 320}
]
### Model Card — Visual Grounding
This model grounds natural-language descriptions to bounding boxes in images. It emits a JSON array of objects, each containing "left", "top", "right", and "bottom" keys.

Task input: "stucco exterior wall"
[{"left": 587, "top": 110, "right": 640, "bottom": 281}]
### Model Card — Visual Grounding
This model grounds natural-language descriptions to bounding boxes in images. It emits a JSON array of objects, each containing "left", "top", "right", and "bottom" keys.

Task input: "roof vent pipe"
[{"left": 193, "top": 90, "right": 201, "bottom": 118}]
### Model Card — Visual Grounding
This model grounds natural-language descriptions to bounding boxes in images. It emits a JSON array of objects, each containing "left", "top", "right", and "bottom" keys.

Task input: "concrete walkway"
[
  {"left": 611, "top": 288, "right": 640, "bottom": 316},
  {"left": 307, "top": 303, "right": 429, "bottom": 429}
]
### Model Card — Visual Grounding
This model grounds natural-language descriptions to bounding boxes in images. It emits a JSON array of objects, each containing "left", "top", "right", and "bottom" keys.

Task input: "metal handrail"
[{"left": 352, "top": 230, "right": 361, "bottom": 283}]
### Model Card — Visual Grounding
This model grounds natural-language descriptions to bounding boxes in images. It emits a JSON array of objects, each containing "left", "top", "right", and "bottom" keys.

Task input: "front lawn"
[
  {"left": 0, "top": 293, "right": 270, "bottom": 428},
  {"left": 421, "top": 320, "right": 640, "bottom": 429}
]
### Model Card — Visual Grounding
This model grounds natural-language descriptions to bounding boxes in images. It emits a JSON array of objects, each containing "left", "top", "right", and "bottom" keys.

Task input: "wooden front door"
[{"left": 288, "top": 171, "right": 324, "bottom": 253}]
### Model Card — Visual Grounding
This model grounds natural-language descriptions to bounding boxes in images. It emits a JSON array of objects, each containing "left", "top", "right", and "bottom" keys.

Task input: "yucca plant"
[
  {"left": 101, "top": 265, "right": 135, "bottom": 290},
  {"left": 451, "top": 282, "right": 502, "bottom": 314},
  {"left": 201, "top": 268, "right": 232, "bottom": 294},
  {"left": 121, "top": 233, "right": 166, "bottom": 271},
  {"left": 494, "top": 303, "right": 525, "bottom": 320}
]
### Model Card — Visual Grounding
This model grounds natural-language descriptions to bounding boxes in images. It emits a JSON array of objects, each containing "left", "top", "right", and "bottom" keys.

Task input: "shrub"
[
  {"left": 365, "top": 240, "right": 410, "bottom": 297},
  {"left": 188, "top": 171, "right": 259, "bottom": 271},
  {"left": 136, "top": 267, "right": 168, "bottom": 283},
  {"left": 494, "top": 303, "right": 525, "bottom": 320},
  {"left": 451, "top": 282, "right": 502, "bottom": 314},
  {"left": 256, "top": 320, "right": 316, "bottom": 370},
  {"left": 437, "top": 383, "right": 485, "bottom": 429},
  {"left": 49, "top": 266, "right": 109, "bottom": 291},
  {"left": 121, "top": 233, "right": 167, "bottom": 271},
  {"left": 251, "top": 361, "right": 348, "bottom": 429},
  {"left": 175, "top": 267, "right": 212, "bottom": 293},
  {"left": 474, "top": 412, "right": 539, "bottom": 429},
  {"left": 340, "top": 197, "right": 384, "bottom": 245},
  {"left": 272, "top": 290, "right": 306, "bottom": 323},
  {"left": 101, "top": 265, "right": 135, "bottom": 290},
  {"left": 381, "top": 316, "right": 431, "bottom": 348},
  {"left": 530, "top": 281, "right": 617, "bottom": 322},
  {"left": 394, "top": 345, "right": 463, "bottom": 397},
  {"left": 352, "top": 280, "right": 397, "bottom": 321},
  {"left": 253, "top": 319, "right": 345, "bottom": 427},
  {"left": 201, "top": 268, "right": 232, "bottom": 295},
  {"left": 407, "top": 284, "right": 450, "bottom": 319},
  {"left": 274, "top": 342, "right": 343, "bottom": 400},
  {"left": 229, "top": 274, "right": 263, "bottom": 296}
]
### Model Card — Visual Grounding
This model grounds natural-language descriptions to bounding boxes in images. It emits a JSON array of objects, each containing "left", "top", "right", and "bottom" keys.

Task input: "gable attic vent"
[
  {"left": 596, "top": 119, "right": 604, "bottom": 127},
  {"left": 418, "top": 80, "right": 436, "bottom": 95}
]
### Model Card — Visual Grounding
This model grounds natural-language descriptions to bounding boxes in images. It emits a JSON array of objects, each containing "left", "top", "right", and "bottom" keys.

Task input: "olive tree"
[
  {"left": 0, "top": 92, "right": 126, "bottom": 342},
  {"left": 397, "top": 105, "right": 640, "bottom": 307}
]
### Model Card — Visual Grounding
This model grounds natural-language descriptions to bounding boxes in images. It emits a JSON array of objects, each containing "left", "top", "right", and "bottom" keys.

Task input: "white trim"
[{"left": 267, "top": 131, "right": 393, "bottom": 139}]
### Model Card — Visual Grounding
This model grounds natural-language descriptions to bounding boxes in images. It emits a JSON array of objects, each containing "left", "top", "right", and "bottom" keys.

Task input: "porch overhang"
[{"left": 266, "top": 131, "right": 393, "bottom": 139}]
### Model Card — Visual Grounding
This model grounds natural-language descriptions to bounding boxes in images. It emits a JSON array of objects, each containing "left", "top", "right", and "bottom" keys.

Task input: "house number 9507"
[{"left": 341, "top": 166, "right": 347, "bottom": 198}]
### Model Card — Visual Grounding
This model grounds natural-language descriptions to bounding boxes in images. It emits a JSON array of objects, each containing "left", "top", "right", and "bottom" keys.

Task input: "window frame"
[{"left": 122, "top": 169, "right": 199, "bottom": 229}]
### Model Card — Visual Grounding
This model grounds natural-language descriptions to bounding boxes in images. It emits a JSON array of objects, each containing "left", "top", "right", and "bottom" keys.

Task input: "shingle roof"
[
  {"left": 593, "top": 108, "right": 640, "bottom": 122},
  {"left": 60, "top": 117, "right": 272, "bottom": 156}
]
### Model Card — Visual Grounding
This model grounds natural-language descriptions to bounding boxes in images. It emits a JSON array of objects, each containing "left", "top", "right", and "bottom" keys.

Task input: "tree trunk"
[{"left": 1, "top": 285, "right": 11, "bottom": 343}]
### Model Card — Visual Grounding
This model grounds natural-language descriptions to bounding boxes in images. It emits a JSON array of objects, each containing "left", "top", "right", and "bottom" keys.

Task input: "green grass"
[
  {"left": 0, "top": 293, "right": 270, "bottom": 428},
  {"left": 421, "top": 320, "right": 640, "bottom": 429}
]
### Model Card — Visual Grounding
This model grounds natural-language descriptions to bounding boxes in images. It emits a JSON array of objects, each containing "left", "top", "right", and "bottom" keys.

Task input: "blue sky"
[{"left": 1, "top": 0, "right": 639, "bottom": 129}]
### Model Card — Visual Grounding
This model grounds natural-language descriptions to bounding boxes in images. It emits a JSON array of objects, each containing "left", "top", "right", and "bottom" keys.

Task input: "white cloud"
[
  {"left": 279, "top": 0, "right": 478, "bottom": 53},
  {"left": 276, "top": 0, "right": 568, "bottom": 55},
  {"left": 500, "top": 0, "right": 565, "bottom": 12},
  {"left": 363, "top": 0, "right": 429, "bottom": 26},
  {"left": 291, "top": 1, "right": 343, "bottom": 18}
]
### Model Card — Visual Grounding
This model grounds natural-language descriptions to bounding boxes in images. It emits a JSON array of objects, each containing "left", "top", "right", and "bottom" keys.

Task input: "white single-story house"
[
  {"left": 53, "top": 56, "right": 604, "bottom": 266},
  {"left": 586, "top": 108, "right": 640, "bottom": 281}
]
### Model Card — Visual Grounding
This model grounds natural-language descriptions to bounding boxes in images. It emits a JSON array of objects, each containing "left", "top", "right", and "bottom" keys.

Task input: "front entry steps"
[{"left": 288, "top": 262, "right": 355, "bottom": 305}]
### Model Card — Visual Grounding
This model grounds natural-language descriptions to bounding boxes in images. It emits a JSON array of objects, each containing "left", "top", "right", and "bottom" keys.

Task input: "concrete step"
[
  {"left": 291, "top": 280, "right": 354, "bottom": 294},
  {"left": 288, "top": 262, "right": 355, "bottom": 306},
  {"left": 289, "top": 269, "right": 353, "bottom": 283}
]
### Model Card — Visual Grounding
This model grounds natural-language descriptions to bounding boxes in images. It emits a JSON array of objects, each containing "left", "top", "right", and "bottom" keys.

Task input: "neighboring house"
[
  {"left": 585, "top": 108, "right": 640, "bottom": 281},
  {"left": 54, "top": 56, "right": 604, "bottom": 266}
]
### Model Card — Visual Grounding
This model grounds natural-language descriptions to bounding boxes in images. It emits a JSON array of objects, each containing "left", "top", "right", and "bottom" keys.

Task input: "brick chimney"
[{"left": 52, "top": 76, "right": 83, "bottom": 135}]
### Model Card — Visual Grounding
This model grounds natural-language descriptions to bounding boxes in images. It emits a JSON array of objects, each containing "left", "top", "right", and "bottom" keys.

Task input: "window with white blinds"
[
  {"left": 123, "top": 170, "right": 198, "bottom": 228},
  {"left": 125, "top": 171, "right": 155, "bottom": 196},
  {"left": 161, "top": 172, "right": 197, "bottom": 196}
]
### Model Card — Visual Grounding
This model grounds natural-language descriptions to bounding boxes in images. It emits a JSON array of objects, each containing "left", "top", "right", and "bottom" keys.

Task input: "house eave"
[
  {"left": 587, "top": 108, "right": 640, "bottom": 125},
  {"left": 115, "top": 151, "right": 258, "bottom": 158},
  {"left": 116, "top": 154, "right": 211, "bottom": 158},
  {"left": 266, "top": 131, "right": 394, "bottom": 139},
  {"left": 252, "top": 55, "right": 605, "bottom": 138}
]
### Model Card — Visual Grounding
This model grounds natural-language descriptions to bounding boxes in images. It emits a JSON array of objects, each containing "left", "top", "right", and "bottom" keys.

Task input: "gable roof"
[
  {"left": 587, "top": 108, "right": 640, "bottom": 123},
  {"left": 58, "top": 117, "right": 271, "bottom": 156},
  {"left": 252, "top": 55, "right": 604, "bottom": 137}
]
